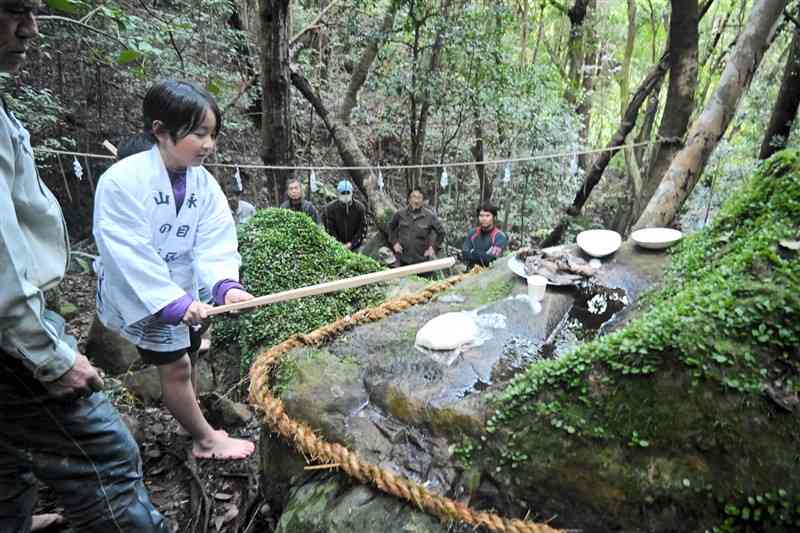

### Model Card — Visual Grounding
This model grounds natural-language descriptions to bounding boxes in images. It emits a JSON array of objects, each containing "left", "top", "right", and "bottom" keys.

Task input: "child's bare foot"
[
  {"left": 193, "top": 430, "right": 254, "bottom": 460},
  {"left": 32, "top": 513, "right": 65, "bottom": 531}
]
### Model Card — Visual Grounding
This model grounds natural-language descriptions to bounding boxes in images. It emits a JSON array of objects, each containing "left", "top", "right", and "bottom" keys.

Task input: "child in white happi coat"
[{"left": 93, "top": 80, "right": 255, "bottom": 460}]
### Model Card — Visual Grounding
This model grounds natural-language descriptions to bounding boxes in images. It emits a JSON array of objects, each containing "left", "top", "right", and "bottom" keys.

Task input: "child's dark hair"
[
  {"left": 142, "top": 80, "right": 222, "bottom": 143},
  {"left": 476, "top": 202, "right": 498, "bottom": 217},
  {"left": 117, "top": 133, "right": 154, "bottom": 159}
]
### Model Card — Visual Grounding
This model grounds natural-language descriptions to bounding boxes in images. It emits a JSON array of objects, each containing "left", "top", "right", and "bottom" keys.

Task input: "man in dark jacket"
[
  {"left": 462, "top": 203, "right": 508, "bottom": 269},
  {"left": 388, "top": 188, "right": 445, "bottom": 266},
  {"left": 322, "top": 180, "right": 367, "bottom": 250},
  {"left": 280, "top": 178, "right": 320, "bottom": 224}
]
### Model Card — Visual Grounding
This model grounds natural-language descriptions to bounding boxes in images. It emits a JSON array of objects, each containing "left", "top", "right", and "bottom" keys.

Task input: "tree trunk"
[
  {"left": 338, "top": 2, "right": 398, "bottom": 124},
  {"left": 564, "top": 0, "right": 596, "bottom": 172},
  {"left": 408, "top": 0, "right": 451, "bottom": 187},
  {"left": 634, "top": 0, "right": 699, "bottom": 224},
  {"left": 636, "top": 89, "right": 662, "bottom": 168},
  {"left": 615, "top": 0, "right": 640, "bottom": 233},
  {"left": 291, "top": 72, "right": 395, "bottom": 231},
  {"left": 472, "top": 113, "right": 491, "bottom": 204},
  {"left": 619, "top": 0, "right": 637, "bottom": 117},
  {"left": 634, "top": 0, "right": 786, "bottom": 230},
  {"left": 759, "top": 27, "right": 800, "bottom": 159},
  {"left": 260, "top": 0, "right": 294, "bottom": 206},
  {"left": 541, "top": 53, "right": 670, "bottom": 247},
  {"left": 289, "top": 2, "right": 400, "bottom": 236}
]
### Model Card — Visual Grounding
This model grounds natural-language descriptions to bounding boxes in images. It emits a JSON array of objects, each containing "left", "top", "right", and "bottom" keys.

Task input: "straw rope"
[
  {"left": 248, "top": 271, "right": 562, "bottom": 533},
  {"left": 34, "top": 140, "right": 657, "bottom": 172}
]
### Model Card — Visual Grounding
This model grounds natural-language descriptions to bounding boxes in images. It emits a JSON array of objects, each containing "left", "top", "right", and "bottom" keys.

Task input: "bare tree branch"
[
  {"left": 37, "top": 15, "right": 129, "bottom": 49},
  {"left": 290, "top": 0, "right": 340, "bottom": 46}
]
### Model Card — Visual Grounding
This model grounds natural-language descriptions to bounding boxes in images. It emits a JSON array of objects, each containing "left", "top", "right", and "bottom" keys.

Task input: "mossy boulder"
[
  {"left": 274, "top": 475, "right": 444, "bottom": 533},
  {"left": 258, "top": 250, "right": 666, "bottom": 530},
  {"left": 254, "top": 151, "right": 799, "bottom": 533},
  {"left": 479, "top": 150, "right": 800, "bottom": 531},
  {"left": 211, "top": 208, "right": 386, "bottom": 367}
]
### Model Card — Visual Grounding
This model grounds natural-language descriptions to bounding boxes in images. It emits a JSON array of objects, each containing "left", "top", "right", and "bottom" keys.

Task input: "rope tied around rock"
[{"left": 248, "top": 271, "right": 563, "bottom": 533}]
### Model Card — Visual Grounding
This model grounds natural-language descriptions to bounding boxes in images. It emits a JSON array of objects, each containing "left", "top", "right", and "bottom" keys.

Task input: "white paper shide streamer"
[
  {"left": 503, "top": 162, "right": 511, "bottom": 184},
  {"left": 377, "top": 168, "right": 384, "bottom": 191},
  {"left": 440, "top": 168, "right": 448, "bottom": 189},
  {"left": 310, "top": 169, "right": 319, "bottom": 192},
  {"left": 72, "top": 156, "right": 83, "bottom": 180},
  {"left": 234, "top": 166, "right": 243, "bottom": 192}
]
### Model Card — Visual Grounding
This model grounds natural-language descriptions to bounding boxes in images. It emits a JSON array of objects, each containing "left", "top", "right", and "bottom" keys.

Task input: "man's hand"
[
  {"left": 424, "top": 246, "right": 435, "bottom": 258},
  {"left": 393, "top": 242, "right": 403, "bottom": 254},
  {"left": 344, "top": 242, "right": 353, "bottom": 250},
  {"left": 183, "top": 300, "right": 213, "bottom": 325},
  {"left": 43, "top": 353, "right": 104, "bottom": 400}
]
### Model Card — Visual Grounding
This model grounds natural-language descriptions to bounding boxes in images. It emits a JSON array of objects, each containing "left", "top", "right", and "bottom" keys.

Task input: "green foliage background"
[{"left": 212, "top": 208, "right": 386, "bottom": 368}]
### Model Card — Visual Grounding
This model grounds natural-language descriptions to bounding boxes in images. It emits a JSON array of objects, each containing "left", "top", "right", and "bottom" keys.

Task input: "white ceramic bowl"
[
  {"left": 631, "top": 227, "right": 683, "bottom": 250},
  {"left": 576, "top": 229, "right": 622, "bottom": 258}
]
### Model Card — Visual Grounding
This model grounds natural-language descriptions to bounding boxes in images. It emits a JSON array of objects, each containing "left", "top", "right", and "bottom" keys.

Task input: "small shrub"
[{"left": 212, "top": 208, "right": 385, "bottom": 368}]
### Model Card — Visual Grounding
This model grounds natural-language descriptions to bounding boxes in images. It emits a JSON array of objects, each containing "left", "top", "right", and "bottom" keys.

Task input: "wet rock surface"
[{"left": 261, "top": 249, "right": 670, "bottom": 529}]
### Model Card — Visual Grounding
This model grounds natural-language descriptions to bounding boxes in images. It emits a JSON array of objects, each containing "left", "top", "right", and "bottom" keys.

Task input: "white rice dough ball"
[{"left": 415, "top": 312, "right": 479, "bottom": 351}]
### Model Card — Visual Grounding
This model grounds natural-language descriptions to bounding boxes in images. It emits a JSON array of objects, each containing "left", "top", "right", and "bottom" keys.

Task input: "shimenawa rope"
[{"left": 247, "top": 272, "right": 563, "bottom": 533}]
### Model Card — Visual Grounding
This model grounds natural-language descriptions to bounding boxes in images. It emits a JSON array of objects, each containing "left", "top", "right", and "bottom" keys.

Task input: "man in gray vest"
[{"left": 280, "top": 177, "right": 320, "bottom": 224}]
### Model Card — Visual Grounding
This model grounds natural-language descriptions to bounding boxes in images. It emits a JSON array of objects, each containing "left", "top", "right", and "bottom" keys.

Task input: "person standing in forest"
[
  {"left": 117, "top": 132, "right": 154, "bottom": 159},
  {"left": 280, "top": 177, "right": 320, "bottom": 224},
  {"left": 462, "top": 203, "right": 508, "bottom": 269},
  {"left": 0, "top": 3, "right": 171, "bottom": 531},
  {"left": 388, "top": 188, "right": 445, "bottom": 266},
  {"left": 322, "top": 179, "right": 367, "bottom": 250},
  {"left": 93, "top": 80, "right": 255, "bottom": 461},
  {"left": 228, "top": 186, "right": 256, "bottom": 226}
]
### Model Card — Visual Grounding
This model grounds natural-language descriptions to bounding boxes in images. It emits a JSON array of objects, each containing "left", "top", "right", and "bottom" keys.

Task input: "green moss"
[
  {"left": 383, "top": 385, "right": 421, "bottom": 421},
  {"left": 451, "top": 274, "right": 514, "bottom": 307},
  {"left": 273, "top": 346, "right": 362, "bottom": 399},
  {"left": 211, "top": 208, "right": 386, "bottom": 368},
  {"left": 273, "top": 346, "right": 328, "bottom": 397},
  {"left": 712, "top": 489, "right": 800, "bottom": 531},
  {"left": 427, "top": 407, "right": 480, "bottom": 436}
]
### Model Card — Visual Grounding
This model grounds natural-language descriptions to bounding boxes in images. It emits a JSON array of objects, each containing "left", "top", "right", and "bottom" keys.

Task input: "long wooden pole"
[{"left": 207, "top": 257, "right": 456, "bottom": 316}]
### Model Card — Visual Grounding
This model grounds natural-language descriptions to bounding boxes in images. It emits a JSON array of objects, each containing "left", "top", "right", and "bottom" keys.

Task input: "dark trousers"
[{"left": 0, "top": 352, "right": 169, "bottom": 533}]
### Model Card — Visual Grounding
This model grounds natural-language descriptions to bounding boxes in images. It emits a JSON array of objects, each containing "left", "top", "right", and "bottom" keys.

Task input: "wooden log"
[{"left": 207, "top": 257, "right": 456, "bottom": 316}]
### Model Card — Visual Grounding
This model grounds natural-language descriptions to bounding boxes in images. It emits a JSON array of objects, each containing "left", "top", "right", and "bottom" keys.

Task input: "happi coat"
[{"left": 93, "top": 146, "right": 240, "bottom": 351}]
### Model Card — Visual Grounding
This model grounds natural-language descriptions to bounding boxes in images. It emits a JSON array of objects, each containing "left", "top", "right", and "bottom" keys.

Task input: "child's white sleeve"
[
  {"left": 93, "top": 176, "right": 186, "bottom": 324},
  {"left": 194, "top": 175, "right": 241, "bottom": 293}
]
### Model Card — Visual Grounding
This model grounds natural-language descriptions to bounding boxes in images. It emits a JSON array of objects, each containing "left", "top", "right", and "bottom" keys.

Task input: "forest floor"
[{"left": 34, "top": 271, "right": 276, "bottom": 533}]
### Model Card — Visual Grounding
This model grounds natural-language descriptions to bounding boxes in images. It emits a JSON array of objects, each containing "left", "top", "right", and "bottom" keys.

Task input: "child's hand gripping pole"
[{"left": 206, "top": 257, "right": 456, "bottom": 317}]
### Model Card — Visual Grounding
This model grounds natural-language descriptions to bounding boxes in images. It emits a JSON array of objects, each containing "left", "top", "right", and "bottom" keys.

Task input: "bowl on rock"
[
  {"left": 576, "top": 229, "right": 622, "bottom": 258},
  {"left": 631, "top": 227, "right": 683, "bottom": 250}
]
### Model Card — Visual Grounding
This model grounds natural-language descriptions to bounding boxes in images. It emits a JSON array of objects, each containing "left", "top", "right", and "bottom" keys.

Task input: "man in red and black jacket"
[{"left": 462, "top": 203, "right": 508, "bottom": 269}]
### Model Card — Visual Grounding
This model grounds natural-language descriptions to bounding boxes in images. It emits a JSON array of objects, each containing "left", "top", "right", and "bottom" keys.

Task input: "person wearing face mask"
[
  {"left": 280, "top": 177, "right": 320, "bottom": 224},
  {"left": 322, "top": 180, "right": 367, "bottom": 250},
  {"left": 388, "top": 188, "right": 445, "bottom": 266},
  {"left": 462, "top": 203, "right": 508, "bottom": 269}
]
